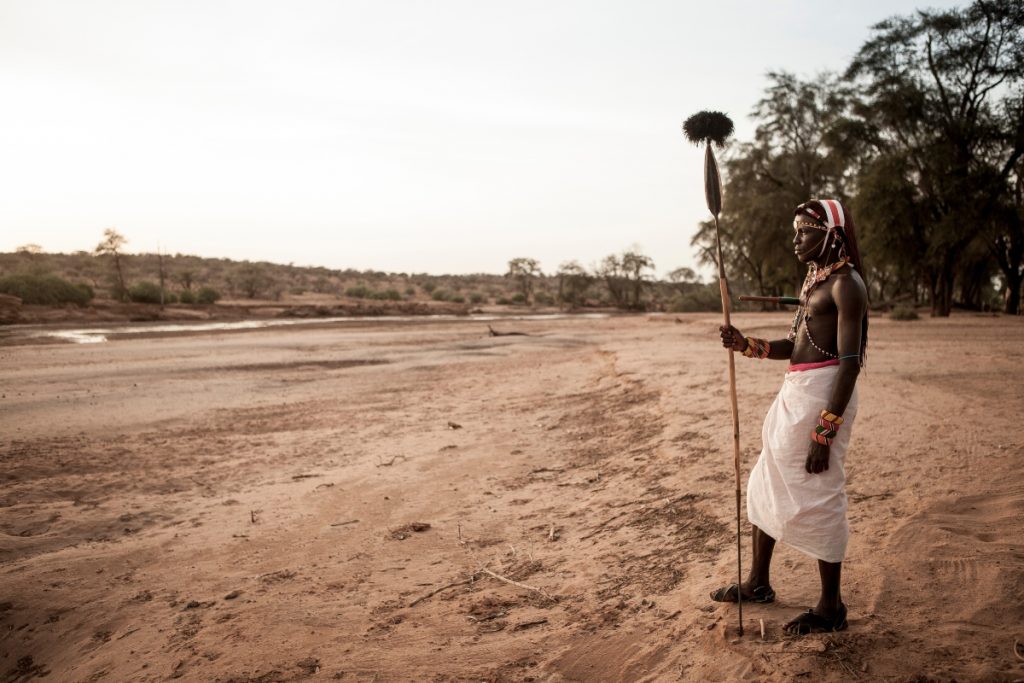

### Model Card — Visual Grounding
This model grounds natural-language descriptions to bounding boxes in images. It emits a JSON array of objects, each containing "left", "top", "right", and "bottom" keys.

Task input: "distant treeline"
[
  {"left": 694, "top": 0, "right": 1024, "bottom": 315},
  {"left": 0, "top": 241, "right": 724, "bottom": 313}
]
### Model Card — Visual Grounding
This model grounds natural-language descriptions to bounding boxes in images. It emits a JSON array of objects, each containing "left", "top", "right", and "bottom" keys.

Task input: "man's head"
[{"left": 792, "top": 199, "right": 863, "bottom": 273}]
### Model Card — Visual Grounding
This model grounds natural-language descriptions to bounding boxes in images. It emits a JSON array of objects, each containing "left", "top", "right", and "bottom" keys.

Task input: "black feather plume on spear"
[
  {"left": 682, "top": 111, "right": 734, "bottom": 218},
  {"left": 681, "top": 111, "right": 734, "bottom": 147}
]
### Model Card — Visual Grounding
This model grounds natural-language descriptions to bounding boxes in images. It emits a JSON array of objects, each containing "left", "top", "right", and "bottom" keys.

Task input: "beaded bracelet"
[
  {"left": 811, "top": 409, "right": 844, "bottom": 446},
  {"left": 742, "top": 337, "right": 771, "bottom": 359}
]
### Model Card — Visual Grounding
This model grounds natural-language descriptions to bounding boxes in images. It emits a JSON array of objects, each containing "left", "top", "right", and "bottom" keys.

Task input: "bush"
[
  {"left": 372, "top": 289, "right": 402, "bottom": 301},
  {"left": 0, "top": 273, "right": 94, "bottom": 306},
  {"left": 668, "top": 286, "right": 721, "bottom": 312},
  {"left": 511, "top": 293, "right": 527, "bottom": 304},
  {"left": 404, "top": 286, "right": 416, "bottom": 297},
  {"left": 128, "top": 281, "right": 164, "bottom": 304},
  {"left": 422, "top": 282, "right": 436, "bottom": 293},
  {"left": 432, "top": 289, "right": 451, "bottom": 301},
  {"left": 178, "top": 289, "right": 196, "bottom": 304},
  {"left": 496, "top": 297, "right": 512, "bottom": 305},
  {"left": 196, "top": 286, "right": 221, "bottom": 304},
  {"left": 469, "top": 292, "right": 485, "bottom": 304},
  {"left": 345, "top": 285, "right": 370, "bottom": 299},
  {"left": 451, "top": 295, "right": 466, "bottom": 304},
  {"left": 889, "top": 305, "right": 920, "bottom": 321},
  {"left": 535, "top": 292, "right": 554, "bottom": 306}
]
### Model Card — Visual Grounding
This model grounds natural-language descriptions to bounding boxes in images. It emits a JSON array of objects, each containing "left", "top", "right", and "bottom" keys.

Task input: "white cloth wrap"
[{"left": 746, "top": 365, "right": 857, "bottom": 563}]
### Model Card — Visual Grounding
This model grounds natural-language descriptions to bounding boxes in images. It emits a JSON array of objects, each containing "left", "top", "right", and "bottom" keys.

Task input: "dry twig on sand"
[
  {"left": 409, "top": 564, "right": 555, "bottom": 608},
  {"left": 478, "top": 567, "right": 554, "bottom": 601},
  {"left": 513, "top": 618, "right": 548, "bottom": 631},
  {"left": 330, "top": 519, "right": 359, "bottom": 527},
  {"left": 408, "top": 575, "right": 478, "bottom": 607},
  {"left": 375, "top": 455, "right": 408, "bottom": 467}
]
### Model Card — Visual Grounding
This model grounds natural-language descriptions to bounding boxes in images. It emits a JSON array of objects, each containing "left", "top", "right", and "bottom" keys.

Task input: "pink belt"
[{"left": 788, "top": 359, "right": 840, "bottom": 372}]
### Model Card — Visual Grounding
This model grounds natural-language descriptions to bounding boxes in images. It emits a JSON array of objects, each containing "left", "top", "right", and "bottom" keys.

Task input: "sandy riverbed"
[{"left": 1, "top": 313, "right": 1022, "bottom": 682}]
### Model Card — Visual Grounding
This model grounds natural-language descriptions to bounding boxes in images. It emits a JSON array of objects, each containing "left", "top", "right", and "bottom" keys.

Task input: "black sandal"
[
  {"left": 783, "top": 604, "right": 848, "bottom": 635},
  {"left": 709, "top": 583, "right": 776, "bottom": 604}
]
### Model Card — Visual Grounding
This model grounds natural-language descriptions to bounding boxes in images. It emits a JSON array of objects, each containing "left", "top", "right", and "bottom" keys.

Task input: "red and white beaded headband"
[{"left": 816, "top": 199, "right": 846, "bottom": 229}]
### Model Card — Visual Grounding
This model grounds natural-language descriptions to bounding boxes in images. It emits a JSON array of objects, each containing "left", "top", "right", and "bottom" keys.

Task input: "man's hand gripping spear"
[{"left": 682, "top": 111, "right": 745, "bottom": 636}]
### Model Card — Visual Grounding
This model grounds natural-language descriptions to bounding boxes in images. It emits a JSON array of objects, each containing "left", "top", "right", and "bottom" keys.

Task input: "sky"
[{"left": 0, "top": 0, "right": 965, "bottom": 277}]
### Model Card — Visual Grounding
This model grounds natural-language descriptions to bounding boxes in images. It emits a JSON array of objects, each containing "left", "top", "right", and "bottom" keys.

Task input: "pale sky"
[{"left": 0, "top": 0, "right": 963, "bottom": 277}]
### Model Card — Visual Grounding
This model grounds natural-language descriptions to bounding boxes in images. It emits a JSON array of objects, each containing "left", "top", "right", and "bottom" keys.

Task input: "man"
[{"left": 711, "top": 198, "right": 868, "bottom": 635}]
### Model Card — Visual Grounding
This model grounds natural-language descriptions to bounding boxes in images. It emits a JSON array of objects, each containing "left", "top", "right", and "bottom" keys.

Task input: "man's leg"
[
  {"left": 815, "top": 560, "right": 843, "bottom": 615},
  {"left": 746, "top": 525, "right": 776, "bottom": 590},
  {"left": 783, "top": 560, "right": 847, "bottom": 634},
  {"left": 711, "top": 524, "right": 776, "bottom": 601}
]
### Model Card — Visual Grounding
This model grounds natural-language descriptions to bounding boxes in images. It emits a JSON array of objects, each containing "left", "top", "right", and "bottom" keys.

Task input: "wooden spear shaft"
[
  {"left": 713, "top": 213, "right": 744, "bottom": 637},
  {"left": 686, "top": 114, "right": 743, "bottom": 637}
]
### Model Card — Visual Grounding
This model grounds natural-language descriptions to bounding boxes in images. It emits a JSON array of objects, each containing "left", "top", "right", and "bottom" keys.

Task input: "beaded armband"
[
  {"left": 811, "top": 409, "right": 844, "bottom": 446},
  {"left": 742, "top": 337, "right": 771, "bottom": 359}
]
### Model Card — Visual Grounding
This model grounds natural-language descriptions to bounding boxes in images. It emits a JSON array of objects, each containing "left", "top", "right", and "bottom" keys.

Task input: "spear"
[
  {"left": 682, "top": 110, "right": 744, "bottom": 636},
  {"left": 740, "top": 295, "right": 800, "bottom": 306}
]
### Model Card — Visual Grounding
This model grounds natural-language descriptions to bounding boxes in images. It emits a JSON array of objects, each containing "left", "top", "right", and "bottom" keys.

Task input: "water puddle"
[{"left": 10, "top": 313, "right": 611, "bottom": 344}]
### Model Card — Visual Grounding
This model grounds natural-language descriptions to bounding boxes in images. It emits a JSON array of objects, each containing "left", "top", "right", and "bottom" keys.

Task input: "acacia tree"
[
  {"left": 176, "top": 269, "right": 195, "bottom": 291},
  {"left": 596, "top": 255, "right": 628, "bottom": 308},
  {"left": 555, "top": 260, "right": 592, "bottom": 309},
  {"left": 505, "top": 257, "right": 541, "bottom": 304},
  {"left": 94, "top": 228, "right": 129, "bottom": 302},
  {"left": 667, "top": 266, "right": 699, "bottom": 293},
  {"left": 596, "top": 251, "right": 653, "bottom": 309},
  {"left": 988, "top": 159, "right": 1024, "bottom": 313},
  {"left": 621, "top": 251, "right": 654, "bottom": 309},
  {"left": 230, "top": 263, "right": 275, "bottom": 299},
  {"left": 846, "top": 0, "right": 1024, "bottom": 315}
]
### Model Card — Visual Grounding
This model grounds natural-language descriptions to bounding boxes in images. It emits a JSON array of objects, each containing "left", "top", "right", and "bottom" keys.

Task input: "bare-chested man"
[{"left": 711, "top": 199, "right": 868, "bottom": 635}]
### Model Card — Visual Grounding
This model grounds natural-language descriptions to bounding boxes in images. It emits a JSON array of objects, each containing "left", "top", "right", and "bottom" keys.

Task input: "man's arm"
[
  {"left": 805, "top": 275, "right": 867, "bottom": 474},
  {"left": 766, "top": 339, "right": 794, "bottom": 360},
  {"left": 719, "top": 326, "right": 794, "bottom": 360}
]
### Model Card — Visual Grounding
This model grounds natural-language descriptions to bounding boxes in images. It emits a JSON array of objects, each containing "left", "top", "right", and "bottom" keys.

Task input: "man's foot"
[
  {"left": 709, "top": 583, "right": 776, "bottom": 604},
  {"left": 783, "top": 604, "right": 848, "bottom": 635}
]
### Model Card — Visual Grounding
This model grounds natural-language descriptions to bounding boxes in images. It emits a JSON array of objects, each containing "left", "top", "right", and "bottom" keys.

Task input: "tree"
[
  {"left": 176, "top": 269, "right": 195, "bottom": 292},
  {"left": 505, "top": 258, "right": 541, "bottom": 304},
  {"left": 667, "top": 267, "right": 701, "bottom": 295},
  {"left": 157, "top": 248, "right": 167, "bottom": 309},
  {"left": 94, "top": 228, "right": 129, "bottom": 302},
  {"left": 621, "top": 251, "right": 654, "bottom": 309},
  {"left": 16, "top": 244, "right": 42, "bottom": 258},
  {"left": 987, "top": 159, "right": 1024, "bottom": 313},
  {"left": 596, "top": 250, "right": 654, "bottom": 310},
  {"left": 596, "top": 255, "right": 628, "bottom": 308},
  {"left": 846, "top": 0, "right": 1024, "bottom": 315},
  {"left": 230, "top": 263, "right": 274, "bottom": 299},
  {"left": 555, "top": 260, "right": 592, "bottom": 309},
  {"left": 15, "top": 244, "right": 46, "bottom": 276}
]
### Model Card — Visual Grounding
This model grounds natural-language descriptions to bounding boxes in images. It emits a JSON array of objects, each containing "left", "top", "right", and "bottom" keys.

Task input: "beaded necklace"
[{"left": 787, "top": 258, "right": 850, "bottom": 358}]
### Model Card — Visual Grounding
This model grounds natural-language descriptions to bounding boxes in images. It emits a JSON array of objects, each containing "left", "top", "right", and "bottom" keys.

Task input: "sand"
[{"left": 1, "top": 313, "right": 1022, "bottom": 682}]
